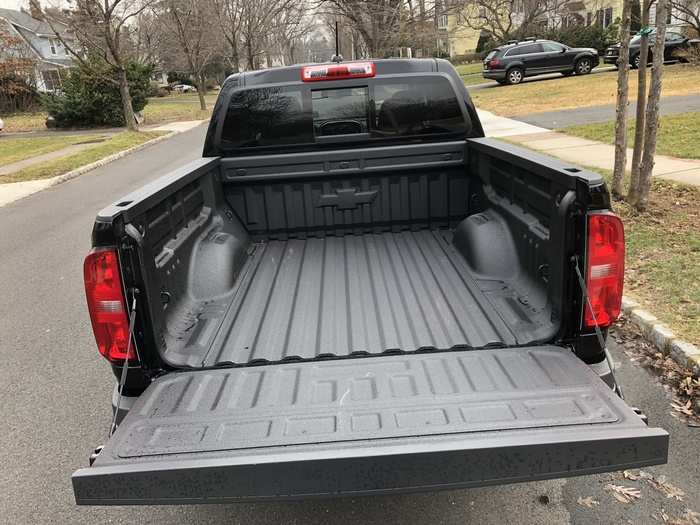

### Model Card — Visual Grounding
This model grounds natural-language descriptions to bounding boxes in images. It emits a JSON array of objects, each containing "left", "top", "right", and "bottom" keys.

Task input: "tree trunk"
[
  {"left": 633, "top": 0, "right": 669, "bottom": 211},
  {"left": 118, "top": 67, "right": 138, "bottom": 131},
  {"left": 196, "top": 74, "right": 207, "bottom": 111},
  {"left": 612, "top": 0, "right": 633, "bottom": 198},
  {"left": 628, "top": 0, "right": 650, "bottom": 203}
]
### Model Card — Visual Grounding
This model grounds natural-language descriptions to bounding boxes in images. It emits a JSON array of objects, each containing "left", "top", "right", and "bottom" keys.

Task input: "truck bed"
[{"left": 197, "top": 229, "right": 551, "bottom": 367}]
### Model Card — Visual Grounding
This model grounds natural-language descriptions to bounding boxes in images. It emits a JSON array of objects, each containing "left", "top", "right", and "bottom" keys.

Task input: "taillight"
[
  {"left": 301, "top": 62, "right": 376, "bottom": 82},
  {"left": 584, "top": 212, "right": 625, "bottom": 329},
  {"left": 489, "top": 58, "right": 501, "bottom": 69},
  {"left": 84, "top": 248, "right": 135, "bottom": 364}
]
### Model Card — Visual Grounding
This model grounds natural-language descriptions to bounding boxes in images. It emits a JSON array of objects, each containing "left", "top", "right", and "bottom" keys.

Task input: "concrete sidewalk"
[
  {"left": 478, "top": 109, "right": 700, "bottom": 187},
  {"left": 0, "top": 120, "right": 207, "bottom": 207}
]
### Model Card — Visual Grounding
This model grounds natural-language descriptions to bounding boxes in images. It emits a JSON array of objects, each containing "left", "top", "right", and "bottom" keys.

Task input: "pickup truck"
[{"left": 73, "top": 59, "right": 668, "bottom": 505}]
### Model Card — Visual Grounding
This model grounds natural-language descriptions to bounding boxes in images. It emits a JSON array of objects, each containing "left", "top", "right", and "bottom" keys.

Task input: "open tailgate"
[{"left": 73, "top": 346, "right": 668, "bottom": 504}]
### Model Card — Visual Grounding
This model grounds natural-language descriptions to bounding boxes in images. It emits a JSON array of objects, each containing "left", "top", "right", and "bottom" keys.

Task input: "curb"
[
  {"left": 0, "top": 120, "right": 208, "bottom": 208},
  {"left": 48, "top": 130, "right": 176, "bottom": 187},
  {"left": 621, "top": 296, "right": 700, "bottom": 375}
]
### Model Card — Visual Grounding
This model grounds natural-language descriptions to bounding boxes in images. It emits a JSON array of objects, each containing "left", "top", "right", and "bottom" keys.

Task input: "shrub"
[
  {"left": 450, "top": 52, "right": 487, "bottom": 64},
  {"left": 148, "top": 81, "right": 161, "bottom": 97},
  {"left": 43, "top": 58, "right": 152, "bottom": 127},
  {"left": 167, "top": 71, "right": 193, "bottom": 85},
  {"left": 536, "top": 24, "right": 620, "bottom": 54},
  {"left": 0, "top": 73, "right": 40, "bottom": 113}
]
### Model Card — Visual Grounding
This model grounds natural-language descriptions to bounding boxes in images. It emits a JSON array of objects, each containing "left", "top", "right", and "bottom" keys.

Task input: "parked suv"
[
  {"left": 604, "top": 30, "right": 691, "bottom": 68},
  {"left": 483, "top": 39, "right": 599, "bottom": 85}
]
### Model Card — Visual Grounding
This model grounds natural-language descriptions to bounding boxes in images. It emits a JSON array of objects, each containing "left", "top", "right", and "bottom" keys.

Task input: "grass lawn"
[
  {"left": 3, "top": 112, "right": 49, "bottom": 133},
  {"left": 563, "top": 112, "right": 700, "bottom": 160},
  {"left": 142, "top": 93, "right": 217, "bottom": 125},
  {"left": 2, "top": 92, "right": 216, "bottom": 133},
  {"left": 0, "top": 131, "right": 164, "bottom": 184},
  {"left": 0, "top": 133, "right": 109, "bottom": 165},
  {"left": 587, "top": 168, "right": 699, "bottom": 345},
  {"left": 455, "top": 62, "right": 496, "bottom": 86},
  {"left": 471, "top": 64, "right": 700, "bottom": 116}
]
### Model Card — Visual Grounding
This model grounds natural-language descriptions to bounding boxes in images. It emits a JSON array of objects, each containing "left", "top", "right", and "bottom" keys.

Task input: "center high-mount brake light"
[
  {"left": 301, "top": 62, "right": 376, "bottom": 82},
  {"left": 84, "top": 248, "right": 135, "bottom": 364},
  {"left": 584, "top": 211, "right": 625, "bottom": 329}
]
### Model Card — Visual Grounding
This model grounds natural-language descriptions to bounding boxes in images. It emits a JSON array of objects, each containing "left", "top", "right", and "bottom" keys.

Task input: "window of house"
[
  {"left": 666, "top": 8, "right": 673, "bottom": 24},
  {"left": 41, "top": 69, "right": 61, "bottom": 91},
  {"left": 587, "top": 12, "right": 593, "bottom": 25},
  {"left": 438, "top": 14, "right": 448, "bottom": 29},
  {"left": 604, "top": 7, "right": 613, "bottom": 27}
]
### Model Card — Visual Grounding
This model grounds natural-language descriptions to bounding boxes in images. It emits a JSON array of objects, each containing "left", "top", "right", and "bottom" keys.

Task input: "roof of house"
[{"left": 0, "top": 7, "right": 68, "bottom": 37}]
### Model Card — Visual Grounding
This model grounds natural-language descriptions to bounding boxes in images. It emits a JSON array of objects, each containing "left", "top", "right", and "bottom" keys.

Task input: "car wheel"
[
  {"left": 575, "top": 57, "right": 592, "bottom": 75},
  {"left": 506, "top": 67, "right": 523, "bottom": 85},
  {"left": 632, "top": 54, "right": 641, "bottom": 69}
]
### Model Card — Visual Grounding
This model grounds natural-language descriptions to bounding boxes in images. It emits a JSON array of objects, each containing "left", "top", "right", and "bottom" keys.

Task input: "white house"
[{"left": 0, "top": 7, "right": 75, "bottom": 92}]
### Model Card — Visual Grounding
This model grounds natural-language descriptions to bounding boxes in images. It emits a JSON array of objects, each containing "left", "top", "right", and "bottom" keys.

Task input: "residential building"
[
  {"left": 0, "top": 7, "right": 74, "bottom": 92},
  {"left": 436, "top": 0, "right": 693, "bottom": 58}
]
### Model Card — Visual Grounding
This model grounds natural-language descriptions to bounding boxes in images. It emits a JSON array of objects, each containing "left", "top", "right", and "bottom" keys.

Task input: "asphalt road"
[
  {"left": 0, "top": 125, "right": 697, "bottom": 524},
  {"left": 514, "top": 93, "right": 700, "bottom": 129}
]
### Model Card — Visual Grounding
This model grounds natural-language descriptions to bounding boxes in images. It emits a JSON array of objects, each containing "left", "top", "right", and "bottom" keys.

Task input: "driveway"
[
  {"left": 514, "top": 93, "right": 700, "bottom": 128},
  {"left": 0, "top": 124, "right": 697, "bottom": 524},
  {"left": 468, "top": 66, "right": 617, "bottom": 91}
]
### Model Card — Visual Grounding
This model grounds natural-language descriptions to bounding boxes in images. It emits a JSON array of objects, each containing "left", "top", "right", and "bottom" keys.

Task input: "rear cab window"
[{"left": 219, "top": 74, "right": 470, "bottom": 153}]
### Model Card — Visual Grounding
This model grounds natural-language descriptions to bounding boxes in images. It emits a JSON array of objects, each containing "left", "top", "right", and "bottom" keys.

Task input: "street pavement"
[{"left": 0, "top": 125, "right": 697, "bottom": 524}]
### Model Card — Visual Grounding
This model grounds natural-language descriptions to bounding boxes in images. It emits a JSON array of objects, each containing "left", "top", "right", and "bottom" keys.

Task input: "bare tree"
[
  {"left": 161, "top": 0, "right": 221, "bottom": 110},
  {"left": 632, "top": 0, "right": 669, "bottom": 211},
  {"left": 31, "top": 0, "right": 155, "bottom": 130},
  {"left": 322, "top": 0, "right": 405, "bottom": 57},
  {"left": 670, "top": 0, "right": 700, "bottom": 35},
  {"left": 211, "top": 0, "right": 244, "bottom": 72},
  {"left": 612, "top": 0, "right": 633, "bottom": 198},
  {"left": 238, "top": 0, "right": 296, "bottom": 70},
  {"left": 0, "top": 21, "right": 39, "bottom": 112},
  {"left": 628, "top": 0, "right": 652, "bottom": 203},
  {"left": 454, "top": 0, "right": 568, "bottom": 44},
  {"left": 273, "top": 1, "right": 312, "bottom": 65},
  {"left": 127, "top": 10, "right": 164, "bottom": 66}
]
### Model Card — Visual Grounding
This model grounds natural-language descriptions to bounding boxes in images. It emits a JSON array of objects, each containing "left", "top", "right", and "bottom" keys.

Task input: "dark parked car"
[
  {"left": 604, "top": 30, "right": 691, "bottom": 68},
  {"left": 483, "top": 39, "right": 599, "bottom": 85}
]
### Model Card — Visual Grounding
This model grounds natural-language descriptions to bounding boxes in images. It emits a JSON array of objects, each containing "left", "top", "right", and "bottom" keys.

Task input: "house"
[
  {"left": 438, "top": 0, "right": 693, "bottom": 58},
  {"left": 0, "top": 7, "right": 74, "bottom": 92}
]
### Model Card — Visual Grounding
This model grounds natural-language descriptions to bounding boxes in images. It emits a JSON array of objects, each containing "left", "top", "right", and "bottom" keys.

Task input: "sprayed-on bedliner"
[{"left": 201, "top": 229, "right": 533, "bottom": 366}]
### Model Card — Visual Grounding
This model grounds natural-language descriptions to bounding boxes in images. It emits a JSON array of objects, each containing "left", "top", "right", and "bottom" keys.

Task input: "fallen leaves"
[
  {"left": 577, "top": 496, "right": 600, "bottom": 508},
  {"left": 605, "top": 483, "right": 642, "bottom": 503},
  {"left": 653, "top": 508, "right": 700, "bottom": 524},
  {"left": 647, "top": 475, "right": 686, "bottom": 501},
  {"left": 612, "top": 317, "right": 700, "bottom": 426}
]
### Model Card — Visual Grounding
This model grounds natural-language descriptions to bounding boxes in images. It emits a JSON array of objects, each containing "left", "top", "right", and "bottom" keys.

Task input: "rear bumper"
[
  {"left": 73, "top": 425, "right": 668, "bottom": 504},
  {"left": 482, "top": 70, "right": 506, "bottom": 81},
  {"left": 603, "top": 55, "right": 619, "bottom": 65}
]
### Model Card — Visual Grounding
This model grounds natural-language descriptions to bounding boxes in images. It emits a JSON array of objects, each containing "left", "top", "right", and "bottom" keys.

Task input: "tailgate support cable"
[
  {"left": 109, "top": 289, "right": 139, "bottom": 437},
  {"left": 572, "top": 256, "right": 621, "bottom": 396}
]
